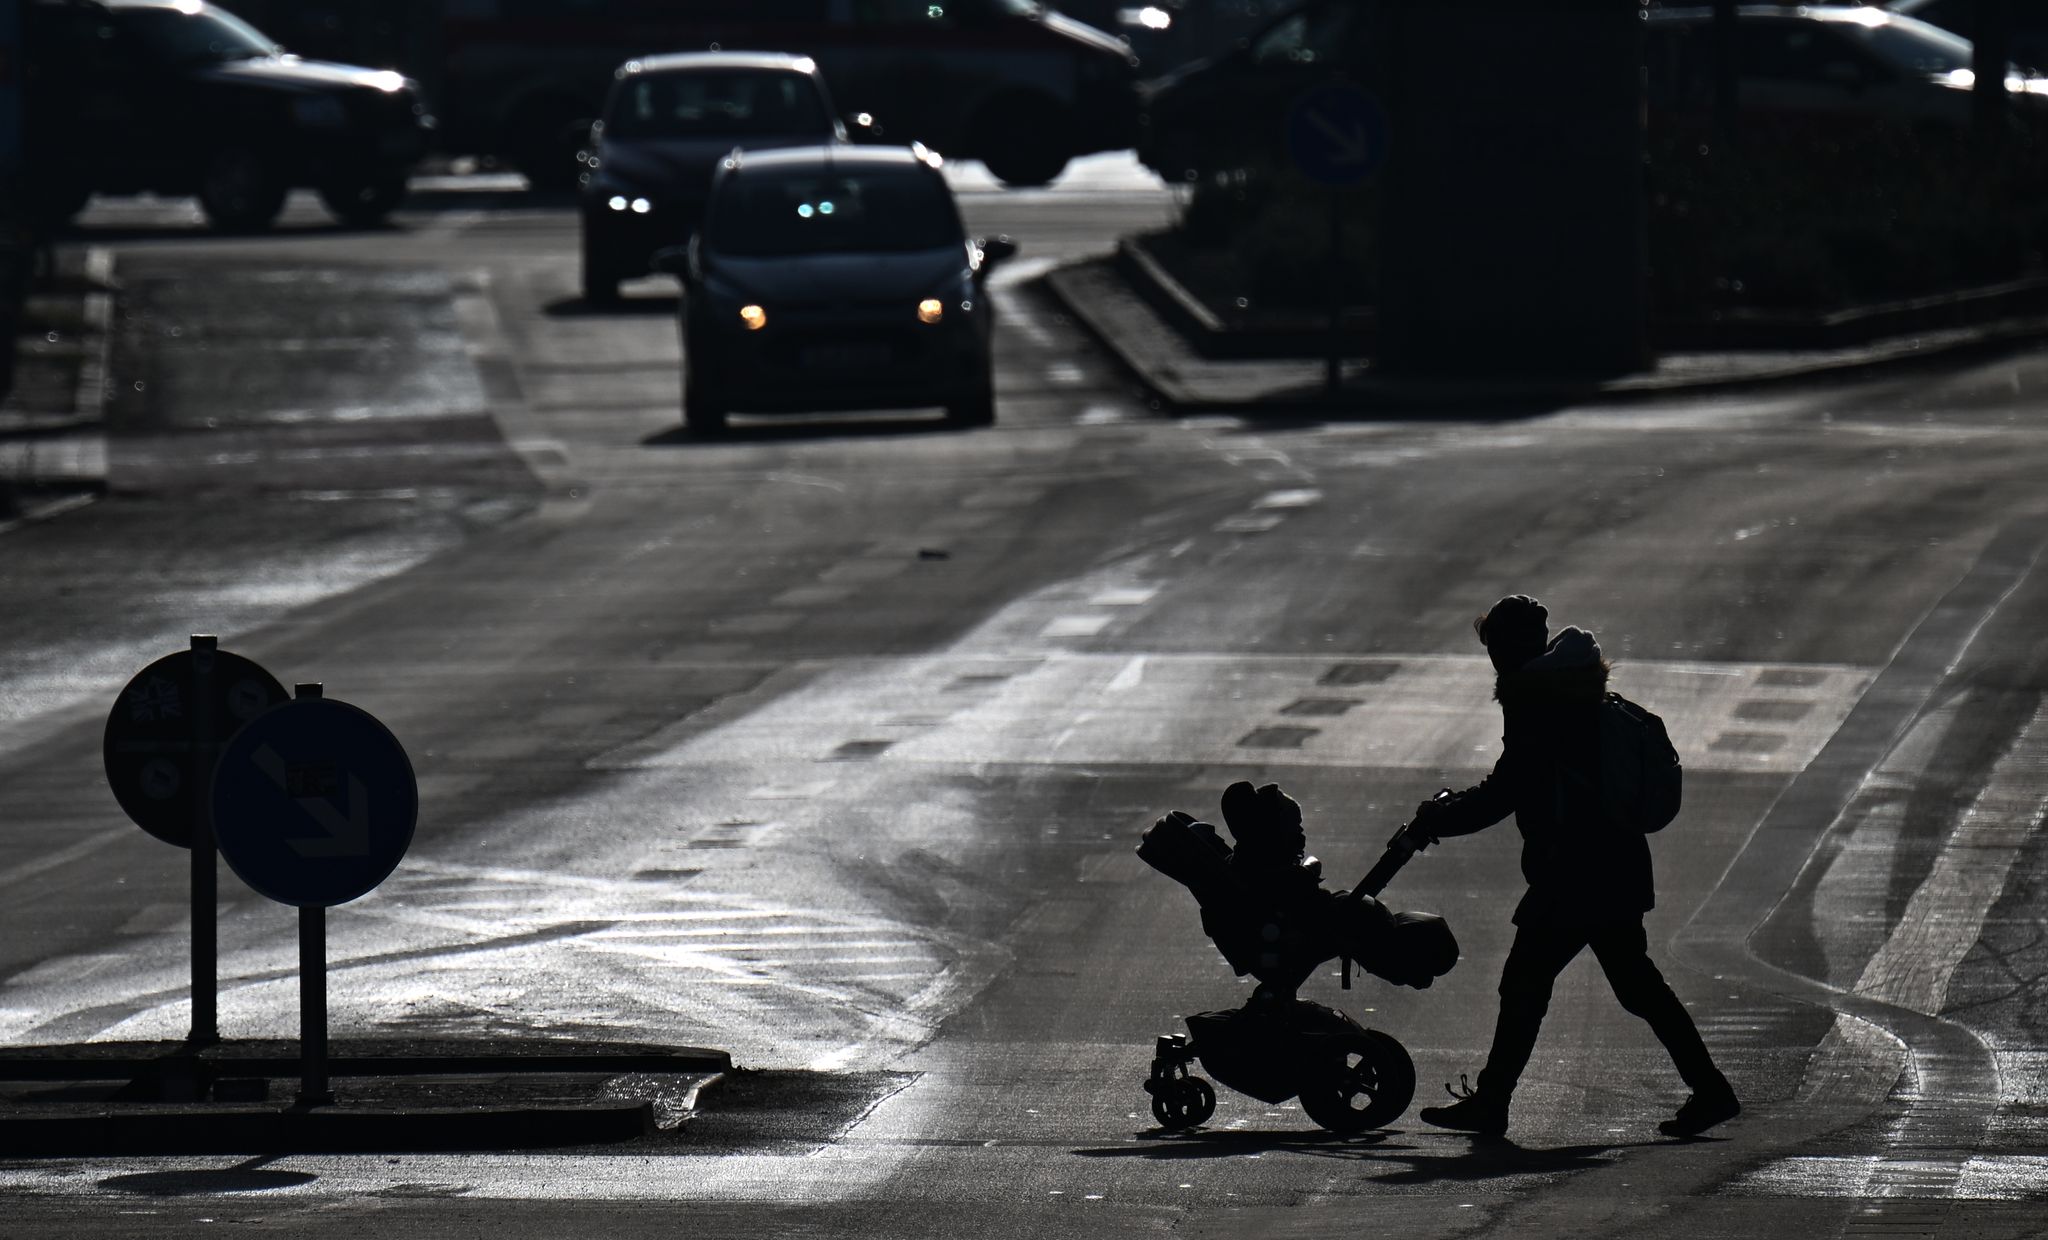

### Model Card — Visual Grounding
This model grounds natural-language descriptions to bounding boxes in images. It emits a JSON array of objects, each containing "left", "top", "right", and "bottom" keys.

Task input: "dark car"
[
  {"left": 1648, "top": 6, "right": 2048, "bottom": 132},
  {"left": 1138, "top": 0, "right": 2048, "bottom": 184},
  {"left": 1136, "top": 0, "right": 1367, "bottom": 185},
  {"left": 1885, "top": 0, "right": 2048, "bottom": 73},
  {"left": 578, "top": 52, "right": 842, "bottom": 304},
  {"left": 658, "top": 144, "right": 1017, "bottom": 435},
  {"left": 25, "top": 0, "right": 433, "bottom": 231}
]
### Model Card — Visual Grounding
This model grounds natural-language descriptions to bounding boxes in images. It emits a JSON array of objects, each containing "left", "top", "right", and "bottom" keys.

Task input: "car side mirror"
[
  {"left": 978, "top": 235, "right": 1019, "bottom": 266},
  {"left": 651, "top": 245, "right": 691, "bottom": 278},
  {"left": 842, "top": 111, "right": 883, "bottom": 142}
]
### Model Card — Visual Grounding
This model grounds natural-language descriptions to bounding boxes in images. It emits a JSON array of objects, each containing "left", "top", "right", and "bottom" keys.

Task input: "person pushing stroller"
[{"left": 1407, "top": 594, "right": 1740, "bottom": 1139}]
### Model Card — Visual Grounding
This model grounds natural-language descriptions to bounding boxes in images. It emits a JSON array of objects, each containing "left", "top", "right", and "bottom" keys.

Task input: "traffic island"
[{"left": 0, "top": 1038, "right": 730, "bottom": 1156}]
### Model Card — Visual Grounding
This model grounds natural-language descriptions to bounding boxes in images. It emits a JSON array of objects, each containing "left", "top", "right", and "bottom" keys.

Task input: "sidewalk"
[
  {"left": 1042, "top": 242, "right": 2048, "bottom": 413},
  {"left": 0, "top": 246, "right": 113, "bottom": 516},
  {"left": 0, "top": 1038, "right": 730, "bottom": 1156}
]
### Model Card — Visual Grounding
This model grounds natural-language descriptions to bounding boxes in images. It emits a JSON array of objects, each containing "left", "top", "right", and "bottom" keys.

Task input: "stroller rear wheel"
[
  {"left": 1299, "top": 1030, "right": 1416, "bottom": 1134},
  {"left": 1149, "top": 1075, "right": 1217, "bottom": 1130}
]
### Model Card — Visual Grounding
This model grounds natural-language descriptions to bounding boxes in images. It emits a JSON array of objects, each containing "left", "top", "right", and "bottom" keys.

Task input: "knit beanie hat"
[{"left": 1475, "top": 594, "right": 1549, "bottom": 674}]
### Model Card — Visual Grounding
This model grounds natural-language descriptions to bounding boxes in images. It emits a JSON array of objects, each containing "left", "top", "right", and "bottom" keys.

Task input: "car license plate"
[{"left": 800, "top": 342, "right": 891, "bottom": 370}]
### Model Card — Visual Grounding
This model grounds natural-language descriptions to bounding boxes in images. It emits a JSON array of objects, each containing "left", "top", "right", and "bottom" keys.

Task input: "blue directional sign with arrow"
[
  {"left": 1286, "top": 82, "right": 1389, "bottom": 188},
  {"left": 211, "top": 693, "right": 417, "bottom": 908}
]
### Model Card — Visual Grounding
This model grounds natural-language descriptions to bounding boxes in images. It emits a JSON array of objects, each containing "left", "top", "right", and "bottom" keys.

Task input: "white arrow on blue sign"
[
  {"left": 212, "top": 696, "right": 417, "bottom": 908},
  {"left": 1286, "top": 82, "right": 1389, "bottom": 188}
]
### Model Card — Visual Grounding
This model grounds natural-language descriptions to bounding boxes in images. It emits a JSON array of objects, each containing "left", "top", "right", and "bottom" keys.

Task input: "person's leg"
[
  {"left": 1479, "top": 920, "right": 1589, "bottom": 1097},
  {"left": 1588, "top": 921, "right": 1739, "bottom": 1134},
  {"left": 1421, "top": 920, "right": 1585, "bottom": 1134}
]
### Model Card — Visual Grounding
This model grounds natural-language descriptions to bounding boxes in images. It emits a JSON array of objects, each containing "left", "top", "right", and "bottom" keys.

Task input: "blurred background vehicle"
[
  {"left": 579, "top": 52, "right": 844, "bottom": 304},
  {"left": 1138, "top": 0, "right": 2048, "bottom": 187},
  {"left": 1647, "top": 5, "right": 2048, "bottom": 133},
  {"left": 1135, "top": 0, "right": 1363, "bottom": 186},
  {"left": 1054, "top": 0, "right": 1295, "bottom": 74},
  {"left": 662, "top": 144, "right": 1016, "bottom": 435},
  {"left": 1882, "top": 0, "right": 2048, "bottom": 73},
  {"left": 24, "top": 0, "right": 433, "bottom": 232},
  {"left": 430, "top": 0, "right": 1137, "bottom": 192}
]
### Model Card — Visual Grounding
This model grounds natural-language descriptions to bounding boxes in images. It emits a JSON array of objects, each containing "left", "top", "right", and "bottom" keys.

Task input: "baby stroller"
[{"left": 1136, "top": 783, "right": 1459, "bottom": 1134}]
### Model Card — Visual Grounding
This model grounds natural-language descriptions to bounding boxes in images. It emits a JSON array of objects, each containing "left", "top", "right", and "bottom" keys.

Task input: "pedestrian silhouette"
[{"left": 1409, "top": 594, "right": 1739, "bottom": 1139}]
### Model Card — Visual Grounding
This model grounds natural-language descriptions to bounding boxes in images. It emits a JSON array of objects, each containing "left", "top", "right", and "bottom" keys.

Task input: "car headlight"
[
  {"left": 292, "top": 96, "right": 348, "bottom": 129},
  {"left": 916, "top": 298, "right": 945, "bottom": 325},
  {"left": 739, "top": 304, "right": 768, "bottom": 331},
  {"left": 606, "top": 195, "right": 652, "bottom": 213}
]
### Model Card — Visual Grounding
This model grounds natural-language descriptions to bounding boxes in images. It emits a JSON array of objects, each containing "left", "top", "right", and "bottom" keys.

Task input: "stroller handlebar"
[{"left": 1347, "top": 789, "right": 1453, "bottom": 901}]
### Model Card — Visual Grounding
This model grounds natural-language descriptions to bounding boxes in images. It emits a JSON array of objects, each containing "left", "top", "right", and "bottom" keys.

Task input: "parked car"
[
  {"left": 657, "top": 144, "right": 1017, "bottom": 435},
  {"left": 1136, "top": 0, "right": 1366, "bottom": 184},
  {"left": 432, "top": 0, "right": 1137, "bottom": 192},
  {"left": 1884, "top": 0, "right": 2048, "bottom": 73},
  {"left": 1648, "top": 5, "right": 2048, "bottom": 133},
  {"left": 24, "top": 0, "right": 434, "bottom": 232},
  {"left": 579, "top": 52, "right": 845, "bottom": 304},
  {"left": 1138, "top": 0, "right": 2048, "bottom": 184}
]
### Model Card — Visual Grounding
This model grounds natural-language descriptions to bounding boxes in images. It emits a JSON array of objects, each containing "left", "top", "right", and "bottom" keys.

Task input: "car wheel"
[
  {"left": 198, "top": 147, "right": 287, "bottom": 232},
  {"left": 945, "top": 384, "right": 995, "bottom": 428},
  {"left": 975, "top": 95, "right": 1071, "bottom": 189},
  {"left": 684, "top": 383, "right": 728, "bottom": 436},
  {"left": 581, "top": 229, "right": 622, "bottom": 304},
  {"left": 318, "top": 174, "right": 408, "bottom": 227},
  {"left": 31, "top": 181, "right": 92, "bottom": 231}
]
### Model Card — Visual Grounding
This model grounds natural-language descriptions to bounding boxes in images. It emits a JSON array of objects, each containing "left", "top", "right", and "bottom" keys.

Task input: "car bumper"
[{"left": 689, "top": 307, "right": 990, "bottom": 412}]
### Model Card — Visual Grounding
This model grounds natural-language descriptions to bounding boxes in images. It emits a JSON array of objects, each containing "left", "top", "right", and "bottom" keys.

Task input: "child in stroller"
[{"left": 1136, "top": 781, "right": 1459, "bottom": 1132}]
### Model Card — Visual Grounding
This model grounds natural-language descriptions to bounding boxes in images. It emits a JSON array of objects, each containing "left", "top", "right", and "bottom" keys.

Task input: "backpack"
[{"left": 1599, "top": 693, "right": 1683, "bottom": 833}]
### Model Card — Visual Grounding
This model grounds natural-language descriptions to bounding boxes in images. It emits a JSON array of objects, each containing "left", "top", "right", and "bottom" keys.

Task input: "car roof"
[
  {"left": 722, "top": 144, "right": 947, "bottom": 177},
  {"left": 1649, "top": 4, "right": 1906, "bottom": 22},
  {"left": 618, "top": 50, "right": 820, "bottom": 77}
]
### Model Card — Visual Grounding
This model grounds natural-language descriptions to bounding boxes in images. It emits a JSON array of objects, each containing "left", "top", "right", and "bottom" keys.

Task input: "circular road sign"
[
  {"left": 104, "top": 648, "right": 290, "bottom": 848},
  {"left": 1286, "top": 82, "right": 1389, "bottom": 188},
  {"left": 211, "top": 696, "right": 418, "bottom": 908}
]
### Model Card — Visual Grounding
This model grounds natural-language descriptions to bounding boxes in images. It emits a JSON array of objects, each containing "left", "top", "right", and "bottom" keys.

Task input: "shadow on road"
[
  {"left": 543, "top": 294, "right": 680, "bottom": 318},
  {"left": 1073, "top": 1127, "right": 1401, "bottom": 1161},
  {"left": 1365, "top": 1137, "right": 1646, "bottom": 1185},
  {"left": 642, "top": 416, "right": 966, "bottom": 447},
  {"left": 101, "top": 1156, "right": 316, "bottom": 1196}
]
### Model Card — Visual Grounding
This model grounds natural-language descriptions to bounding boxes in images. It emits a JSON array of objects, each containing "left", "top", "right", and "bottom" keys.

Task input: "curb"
[
  {"left": 1043, "top": 254, "right": 2048, "bottom": 414},
  {"left": 0, "top": 246, "right": 115, "bottom": 500},
  {"left": 0, "top": 1099, "right": 657, "bottom": 1157},
  {"left": 0, "top": 1042, "right": 731, "bottom": 1155}
]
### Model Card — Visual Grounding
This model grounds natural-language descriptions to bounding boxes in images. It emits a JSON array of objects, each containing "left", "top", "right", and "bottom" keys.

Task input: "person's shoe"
[
  {"left": 1659, "top": 1080, "right": 1740, "bottom": 1137},
  {"left": 1418, "top": 1074, "right": 1509, "bottom": 1137}
]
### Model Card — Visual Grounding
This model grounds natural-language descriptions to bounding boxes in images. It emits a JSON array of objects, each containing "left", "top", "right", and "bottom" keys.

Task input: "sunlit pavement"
[{"left": 1, "top": 156, "right": 2046, "bottom": 1238}]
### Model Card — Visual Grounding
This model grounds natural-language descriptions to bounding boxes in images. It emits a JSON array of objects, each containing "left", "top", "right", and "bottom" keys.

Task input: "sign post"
[
  {"left": 212, "top": 683, "right": 418, "bottom": 1108},
  {"left": 1285, "top": 82, "right": 1389, "bottom": 398},
  {"left": 103, "top": 639, "right": 289, "bottom": 1046}
]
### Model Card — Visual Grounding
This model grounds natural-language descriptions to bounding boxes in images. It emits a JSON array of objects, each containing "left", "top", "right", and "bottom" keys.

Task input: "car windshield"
[
  {"left": 1841, "top": 15, "right": 1973, "bottom": 75},
  {"left": 116, "top": 5, "right": 278, "bottom": 63},
  {"left": 606, "top": 70, "right": 829, "bottom": 141},
  {"left": 706, "top": 170, "right": 964, "bottom": 257}
]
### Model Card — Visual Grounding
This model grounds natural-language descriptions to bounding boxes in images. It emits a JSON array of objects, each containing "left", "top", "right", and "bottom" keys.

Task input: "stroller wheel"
[
  {"left": 1150, "top": 1075, "right": 1216, "bottom": 1130},
  {"left": 1299, "top": 1030, "right": 1417, "bottom": 1134}
]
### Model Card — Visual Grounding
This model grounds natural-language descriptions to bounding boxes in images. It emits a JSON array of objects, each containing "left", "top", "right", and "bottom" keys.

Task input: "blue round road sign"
[
  {"left": 1286, "top": 82, "right": 1388, "bottom": 188},
  {"left": 211, "top": 697, "right": 418, "bottom": 908},
  {"left": 104, "top": 648, "right": 289, "bottom": 848}
]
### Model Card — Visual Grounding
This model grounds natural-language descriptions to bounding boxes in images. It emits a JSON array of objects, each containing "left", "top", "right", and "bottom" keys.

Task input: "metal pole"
[
  {"left": 1325, "top": 189, "right": 1343, "bottom": 398},
  {"left": 188, "top": 635, "right": 218, "bottom": 1047},
  {"left": 298, "top": 904, "right": 331, "bottom": 1107},
  {"left": 293, "top": 681, "right": 332, "bottom": 1107}
]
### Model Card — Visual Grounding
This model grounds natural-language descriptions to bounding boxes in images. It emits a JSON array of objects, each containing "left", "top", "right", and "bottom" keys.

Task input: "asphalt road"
[{"left": 1, "top": 154, "right": 2045, "bottom": 1238}]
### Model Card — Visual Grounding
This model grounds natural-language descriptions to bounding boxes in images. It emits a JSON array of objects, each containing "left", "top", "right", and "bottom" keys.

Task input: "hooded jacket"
[{"left": 1427, "top": 627, "right": 1656, "bottom": 926}]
